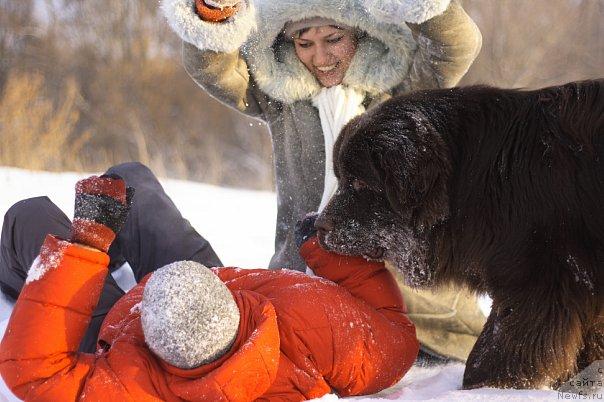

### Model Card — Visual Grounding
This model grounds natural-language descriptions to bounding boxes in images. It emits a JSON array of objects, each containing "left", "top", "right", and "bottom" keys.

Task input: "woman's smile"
[
  {"left": 293, "top": 26, "right": 358, "bottom": 87},
  {"left": 315, "top": 63, "right": 338, "bottom": 73}
]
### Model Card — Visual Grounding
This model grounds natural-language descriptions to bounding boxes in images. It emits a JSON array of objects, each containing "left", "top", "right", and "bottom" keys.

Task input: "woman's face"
[{"left": 293, "top": 26, "right": 357, "bottom": 88}]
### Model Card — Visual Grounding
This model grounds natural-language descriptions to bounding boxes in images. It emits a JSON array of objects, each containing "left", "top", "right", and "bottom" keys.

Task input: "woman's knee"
[
  {"left": 3, "top": 197, "right": 56, "bottom": 226},
  {"left": 105, "top": 163, "right": 169, "bottom": 213},
  {"left": 105, "top": 162, "right": 160, "bottom": 189},
  {"left": 2, "top": 196, "right": 70, "bottom": 243}
]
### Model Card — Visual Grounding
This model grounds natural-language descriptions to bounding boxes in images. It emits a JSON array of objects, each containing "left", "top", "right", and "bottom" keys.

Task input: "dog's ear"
[{"left": 370, "top": 114, "right": 452, "bottom": 231}]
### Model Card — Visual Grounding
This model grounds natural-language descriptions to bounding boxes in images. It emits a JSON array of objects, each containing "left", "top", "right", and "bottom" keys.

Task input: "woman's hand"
[{"left": 295, "top": 213, "right": 319, "bottom": 248}]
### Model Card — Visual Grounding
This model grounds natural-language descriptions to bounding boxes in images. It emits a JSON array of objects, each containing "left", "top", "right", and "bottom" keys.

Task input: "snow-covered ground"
[{"left": 0, "top": 167, "right": 573, "bottom": 401}]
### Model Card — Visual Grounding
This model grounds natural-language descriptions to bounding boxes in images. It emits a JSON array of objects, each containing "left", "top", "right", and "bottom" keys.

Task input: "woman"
[
  {"left": 162, "top": 0, "right": 485, "bottom": 362},
  {"left": 163, "top": 0, "right": 482, "bottom": 271}
]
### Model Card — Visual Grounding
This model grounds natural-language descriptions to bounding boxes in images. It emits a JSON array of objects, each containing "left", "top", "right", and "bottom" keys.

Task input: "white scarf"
[{"left": 312, "top": 85, "right": 366, "bottom": 212}]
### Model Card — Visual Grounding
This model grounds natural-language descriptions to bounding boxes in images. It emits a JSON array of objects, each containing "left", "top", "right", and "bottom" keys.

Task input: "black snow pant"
[{"left": 0, "top": 162, "right": 222, "bottom": 352}]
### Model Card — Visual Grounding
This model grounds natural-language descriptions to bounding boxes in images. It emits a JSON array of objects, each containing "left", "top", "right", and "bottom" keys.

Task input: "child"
[{"left": 0, "top": 175, "right": 418, "bottom": 401}]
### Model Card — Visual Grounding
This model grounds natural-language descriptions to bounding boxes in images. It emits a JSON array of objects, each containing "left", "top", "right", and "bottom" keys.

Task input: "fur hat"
[
  {"left": 283, "top": 17, "right": 349, "bottom": 38},
  {"left": 141, "top": 261, "right": 240, "bottom": 369}
]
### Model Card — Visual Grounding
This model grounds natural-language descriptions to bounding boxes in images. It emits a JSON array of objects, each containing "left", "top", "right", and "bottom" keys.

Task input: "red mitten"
[{"left": 70, "top": 174, "right": 134, "bottom": 253}]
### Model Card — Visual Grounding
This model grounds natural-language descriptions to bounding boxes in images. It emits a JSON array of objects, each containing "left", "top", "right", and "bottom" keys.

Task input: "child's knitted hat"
[{"left": 141, "top": 261, "right": 240, "bottom": 369}]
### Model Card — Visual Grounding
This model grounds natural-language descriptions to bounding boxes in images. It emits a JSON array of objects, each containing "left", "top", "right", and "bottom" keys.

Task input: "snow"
[
  {"left": 25, "top": 240, "right": 69, "bottom": 284},
  {"left": 0, "top": 166, "right": 573, "bottom": 401}
]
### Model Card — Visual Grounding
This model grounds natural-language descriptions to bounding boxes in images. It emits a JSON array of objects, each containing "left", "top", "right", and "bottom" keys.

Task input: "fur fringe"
[
  {"left": 161, "top": 0, "right": 257, "bottom": 53},
  {"left": 364, "top": 0, "right": 451, "bottom": 24},
  {"left": 243, "top": 0, "right": 421, "bottom": 103}
]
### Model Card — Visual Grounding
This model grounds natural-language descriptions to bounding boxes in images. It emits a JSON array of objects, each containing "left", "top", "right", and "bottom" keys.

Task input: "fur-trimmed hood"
[{"left": 163, "top": 0, "right": 451, "bottom": 104}]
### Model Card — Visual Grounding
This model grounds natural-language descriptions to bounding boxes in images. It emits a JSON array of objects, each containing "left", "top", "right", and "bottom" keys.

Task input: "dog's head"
[{"left": 316, "top": 101, "right": 452, "bottom": 286}]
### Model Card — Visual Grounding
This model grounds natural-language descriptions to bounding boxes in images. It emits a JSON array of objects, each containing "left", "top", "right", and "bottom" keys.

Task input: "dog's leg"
[
  {"left": 462, "top": 307, "right": 499, "bottom": 388},
  {"left": 576, "top": 320, "right": 604, "bottom": 372},
  {"left": 463, "top": 289, "right": 585, "bottom": 389}
]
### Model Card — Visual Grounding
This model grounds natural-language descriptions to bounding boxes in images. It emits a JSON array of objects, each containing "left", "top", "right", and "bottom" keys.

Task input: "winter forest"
[{"left": 0, "top": 0, "right": 603, "bottom": 401}]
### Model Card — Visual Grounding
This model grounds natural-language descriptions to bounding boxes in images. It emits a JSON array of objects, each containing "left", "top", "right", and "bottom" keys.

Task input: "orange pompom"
[{"left": 195, "top": 0, "right": 239, "bottom": 23}]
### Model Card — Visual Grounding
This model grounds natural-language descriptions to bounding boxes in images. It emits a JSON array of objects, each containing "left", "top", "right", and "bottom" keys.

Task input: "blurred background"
[{"left": 0, "top": 0, "right": 602, "bottom": 190}]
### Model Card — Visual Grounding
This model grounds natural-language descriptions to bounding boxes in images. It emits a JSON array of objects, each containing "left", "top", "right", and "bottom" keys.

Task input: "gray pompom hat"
[{"left": 141, "top": 261, "right": 240, "bottom": 369}]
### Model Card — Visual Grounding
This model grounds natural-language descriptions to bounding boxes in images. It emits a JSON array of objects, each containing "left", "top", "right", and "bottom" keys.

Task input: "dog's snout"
[{"left": 315, "top": 215, "right": 334, "bottom": 235}]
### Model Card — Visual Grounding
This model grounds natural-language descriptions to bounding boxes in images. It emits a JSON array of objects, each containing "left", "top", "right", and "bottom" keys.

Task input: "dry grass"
[
  {"left": 0, "top": 72, "right": 93, "bottom": 171},
  {"left": 0, "top": 1, "right": 600, "bottom": 190}
]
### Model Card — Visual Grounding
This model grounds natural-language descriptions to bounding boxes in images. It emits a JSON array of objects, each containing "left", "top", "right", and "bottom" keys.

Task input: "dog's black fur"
[{"left": 317, "top": 80, "right": 604, "bottom": 389}]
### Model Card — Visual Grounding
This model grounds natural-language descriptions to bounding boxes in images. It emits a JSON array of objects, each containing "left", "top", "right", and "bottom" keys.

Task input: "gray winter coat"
[{"left": 163, "top": 0, "right": 482, "bottom": 271}]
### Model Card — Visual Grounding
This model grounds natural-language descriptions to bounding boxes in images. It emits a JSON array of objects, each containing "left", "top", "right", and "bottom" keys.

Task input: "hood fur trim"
[
  {"left": 364, "top": 0, "right": 451, "bottom": 24},
  {"left": 243, "top": 0, "right": 443, "bottom": 103},
  {"left": 162, "top": 0, "right": 257, "bottom": 53}
]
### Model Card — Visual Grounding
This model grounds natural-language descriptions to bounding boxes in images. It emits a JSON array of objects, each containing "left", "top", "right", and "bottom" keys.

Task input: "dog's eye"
[{"left": 352, "top": 179, "right": 369, "bottom": 191}]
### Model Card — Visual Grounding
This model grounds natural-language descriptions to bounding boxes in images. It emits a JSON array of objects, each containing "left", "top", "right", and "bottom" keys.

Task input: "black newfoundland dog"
[{"left": 316, "top": 80, "right": 603, "bottom": 389}]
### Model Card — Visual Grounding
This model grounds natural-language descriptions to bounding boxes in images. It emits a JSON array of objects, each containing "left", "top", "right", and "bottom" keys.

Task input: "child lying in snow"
[{"left": 0, "top": 175, "right": 418, "bottom": 401}]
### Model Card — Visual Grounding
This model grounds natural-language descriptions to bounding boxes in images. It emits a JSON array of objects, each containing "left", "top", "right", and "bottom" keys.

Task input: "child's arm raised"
[
  {"left": 0, "top": 175, "right": 132, "bottom": 400},
  {"left": 300, "top": 236, "right": 409, "bottom": 325},
  {"left": 295, "top": 214, "right": 407, "bottom": 321},
  {"left": 297, "top": 216, "right": 419, "bottom": 396}
]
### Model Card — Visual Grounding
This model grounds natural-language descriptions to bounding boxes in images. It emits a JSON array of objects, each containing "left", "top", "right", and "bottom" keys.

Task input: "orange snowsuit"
[{"left": 0, "top": 234, "right": 419, "bottom": 401}]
